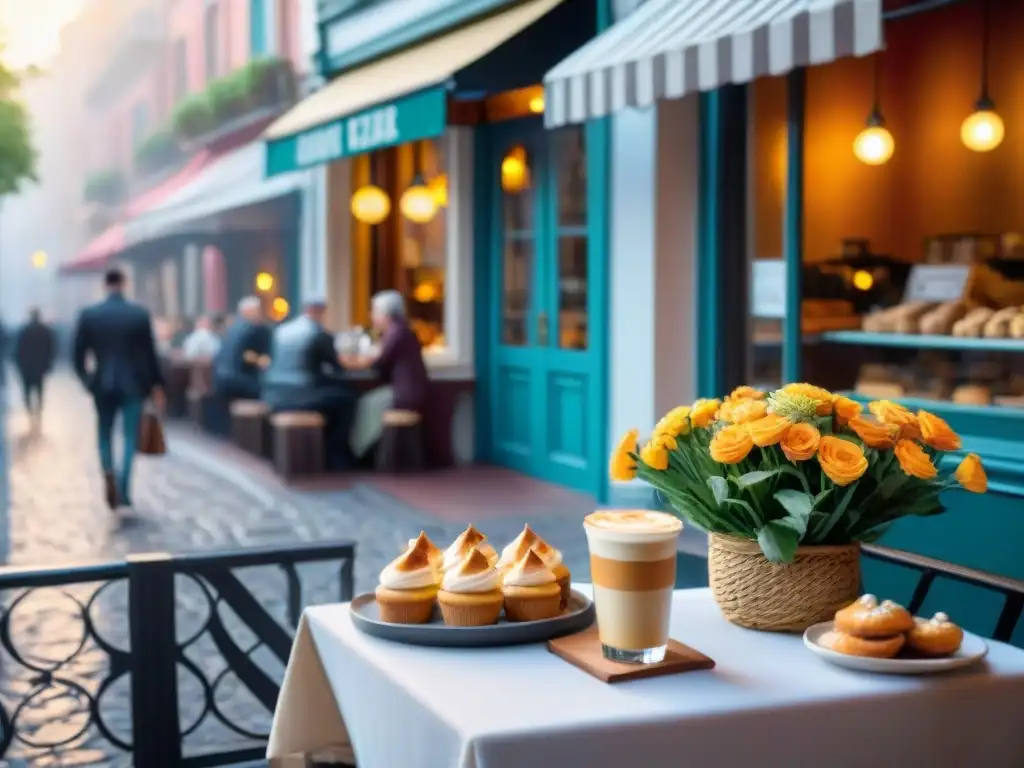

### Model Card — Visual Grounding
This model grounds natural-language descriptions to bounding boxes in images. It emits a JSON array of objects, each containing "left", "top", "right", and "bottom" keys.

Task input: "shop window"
[
  {"left": 501, "top": 146, "right": 534, "bottom": 346},
  {"left": 552, "top": 127, "right": 588, "bottom": 350}
]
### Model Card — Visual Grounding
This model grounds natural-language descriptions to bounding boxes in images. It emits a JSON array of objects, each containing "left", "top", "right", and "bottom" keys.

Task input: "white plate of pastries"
[{"left": 803, "top": 594, "right": 989, "bottom": 675}]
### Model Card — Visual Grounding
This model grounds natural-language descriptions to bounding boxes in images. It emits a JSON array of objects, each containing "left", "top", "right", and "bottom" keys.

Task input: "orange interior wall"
[{"left": 752, "top": 0, "right": 1024, "bottom": 264}]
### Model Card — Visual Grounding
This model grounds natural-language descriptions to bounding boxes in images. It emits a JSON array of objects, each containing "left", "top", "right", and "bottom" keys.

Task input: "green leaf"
[
  {"left": 757, "top": 521, "right": 801, "bottom": 564},
  {"left": 774, "top": 489, "right": 813, "bottom": 519},
  {"left": 876, "top": 471, "right": 909, "bottom": 500},
  {"left": 724, "top": 498, "right": 761, "bottom": 527},
  {"left": 732, "top": 470, "right": 778, "bottom": 488},
  {"left": 777, "top": 465, "right": 812, "bottom": 495},
  {"left": 707, "top": 476, "right": 729, "bottom": 506},
  {"left": 774, "top": 513, "right": 810, "bottom": 538},
  {"left": 814, "top": 481, "right": 859, "bottom": 541}
]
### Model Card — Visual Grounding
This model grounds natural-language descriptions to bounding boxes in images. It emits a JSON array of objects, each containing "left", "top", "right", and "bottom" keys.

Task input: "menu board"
[{"left": 903, "top": 264, "right": 971, "bottom": 303}]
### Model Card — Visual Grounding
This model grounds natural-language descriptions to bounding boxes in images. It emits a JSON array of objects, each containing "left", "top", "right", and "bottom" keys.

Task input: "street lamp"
[{"left": 31, "top": 251, "right": 47, "bottom": 269}]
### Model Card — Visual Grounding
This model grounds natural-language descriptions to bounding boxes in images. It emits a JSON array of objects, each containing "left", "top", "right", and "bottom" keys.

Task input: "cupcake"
[
  {"left": 497, "top": 525, "right": 572, "bottom": 609},
  {"left": 375, "top": 536, "right": 440, "bottom": 624},
  {"left": 437, "top": 547, "right": 504, "bottom": 626},
  {"left": 502, "top": 549, "right": 562, "bottom": 622},
  {"left": 407, "top": 531, "right": 444, "bottom": 570},
  {"left": 442, "top": 525, "right": 498, "bottom": 572}
]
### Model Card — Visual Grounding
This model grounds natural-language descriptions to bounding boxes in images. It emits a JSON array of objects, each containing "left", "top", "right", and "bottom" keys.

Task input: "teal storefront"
[{"left": 265, "top": 0, "right": 612, "bottom": 497}]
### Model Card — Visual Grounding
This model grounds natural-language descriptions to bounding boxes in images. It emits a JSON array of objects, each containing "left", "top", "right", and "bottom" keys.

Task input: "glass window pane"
[
  {"left": 557, "top": 236, "right": 587, "bottom": 350},
  {"left": 502, "top": 237, "right": 532, "bottom": 346},
  {"left": 501, "top": 144, "right": 533, "bottom": 233},
  {"left": 553, "top": 127, "right": 586, "bottom": 228}
]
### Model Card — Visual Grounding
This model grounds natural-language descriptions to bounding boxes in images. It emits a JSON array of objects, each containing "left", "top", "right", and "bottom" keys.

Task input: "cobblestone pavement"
[{"left": 0, "top": 373, "right": 600, "bottom": 767}]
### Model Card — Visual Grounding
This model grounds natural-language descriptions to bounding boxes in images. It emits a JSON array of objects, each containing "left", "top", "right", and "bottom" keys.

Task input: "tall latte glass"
[{"left": 584, "top": 511, "right": 683, "bottom": 663}]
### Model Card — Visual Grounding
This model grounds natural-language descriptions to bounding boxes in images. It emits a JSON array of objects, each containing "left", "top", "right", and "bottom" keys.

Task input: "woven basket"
[{"left": 708, "top": 533, "right": 861, "bottom": 632}]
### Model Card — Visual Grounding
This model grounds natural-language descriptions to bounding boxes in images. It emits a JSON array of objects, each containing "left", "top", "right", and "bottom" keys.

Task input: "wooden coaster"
[{"left": 547, "top": 627, "right": 715, "bottom": 683}]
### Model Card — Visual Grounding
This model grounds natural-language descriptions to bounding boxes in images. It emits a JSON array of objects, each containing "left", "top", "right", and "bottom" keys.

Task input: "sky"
[{"left": 0, "top": 0, "right": 85, "bottom": 69}]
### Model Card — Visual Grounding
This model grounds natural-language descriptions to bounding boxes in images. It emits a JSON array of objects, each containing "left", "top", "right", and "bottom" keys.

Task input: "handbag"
[{"left": 138, "top": 408, "right": 167, "bottom": 456}]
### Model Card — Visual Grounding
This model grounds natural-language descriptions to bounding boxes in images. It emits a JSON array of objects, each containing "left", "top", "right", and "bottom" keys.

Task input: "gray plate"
[{"left": 350, "top": 590, "right": 595, "bottom": 647}]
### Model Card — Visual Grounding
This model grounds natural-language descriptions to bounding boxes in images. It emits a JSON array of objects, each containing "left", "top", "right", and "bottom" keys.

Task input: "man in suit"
[
  {"left": 214, "top": 296, "right": 271, "bottom": 401},
  {"left": 73, "top": 268, "right": 165, "bottom": 509},
  {"left": 13, "top": 308, "right": 56, "bottom": 422},
  {"left": 262, "top": 298, "right": 356, "bottom": 469}
]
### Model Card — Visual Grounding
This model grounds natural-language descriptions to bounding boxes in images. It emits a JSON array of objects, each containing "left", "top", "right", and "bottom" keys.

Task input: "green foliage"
[
  {"left": 133, "top": 128, "right": 181, "bottom": 175},
  {"left": 171, "top": 92, "right": 216, "bottom": 141},
  {"left": 83, "top": 168, "right": 126, "bottom": 204},
  {"left": 0, "top": 61, "right": 38, "bottom": 197}
]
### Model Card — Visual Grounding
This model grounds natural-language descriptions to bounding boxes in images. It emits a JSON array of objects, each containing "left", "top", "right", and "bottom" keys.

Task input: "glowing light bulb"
[
  {"left": 400, "top": 182, "right": 439, "bottom": 224},
  {"left": 528, "top": 94, "right": 545, "bottom": 114},
  {"left": 853, "top": 125, "right": 895, "bottom": 166},
  {"left": 501, "top": 146, "right": 530, "bottom": 193},
  {"left": 255, "top": 272, "right": 274, "bottom": 292},
  {"left": 961, "top": 108, "right": 1004, "bottom": 152},
  {"left": 852, "top": 270, "right": 874, "bottom": 291},
  {"left": 350, "top": 185, "right": 391, "bottom": 225},
  {"left": 30, "top": 251, "right": 48, "bottom": 269}
]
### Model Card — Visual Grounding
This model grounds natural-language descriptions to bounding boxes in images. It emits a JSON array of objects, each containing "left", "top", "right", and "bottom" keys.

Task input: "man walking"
[
  {"left": 73, "top": 268, "right": 164, "bottom": 510},
  {"left": 13, "top": 308, "right": 56, "bottom": 422}
]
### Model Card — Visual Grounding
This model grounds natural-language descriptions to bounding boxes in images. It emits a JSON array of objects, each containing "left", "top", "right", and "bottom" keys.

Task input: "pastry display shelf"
[{"left": 820, "top": 331, "right": 1024, "bottom": 353}]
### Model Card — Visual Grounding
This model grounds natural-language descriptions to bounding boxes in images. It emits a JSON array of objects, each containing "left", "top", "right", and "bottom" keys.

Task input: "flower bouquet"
[{"left": 610, "top": 384, "right": 987, "bottom": 631}]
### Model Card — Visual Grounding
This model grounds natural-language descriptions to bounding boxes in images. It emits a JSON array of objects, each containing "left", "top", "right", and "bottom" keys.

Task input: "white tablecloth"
[{"left": 268, "top": 587, "right": 1024, "bottom": 768}]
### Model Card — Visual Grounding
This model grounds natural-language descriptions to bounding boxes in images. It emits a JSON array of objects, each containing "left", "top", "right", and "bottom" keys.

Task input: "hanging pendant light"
[
  {"left": 351, "top": 184, "right": 391, "bottom": 225},
  {"left": 400, "top": 141, "right": 440, "bottom": 224},
  {"left": 501, "top": 146, "right": 530, "bottom": 192},
  {"left": 962, "top": 0, "right": 1004, "bottom": 152},
  {"left": 853, "top": 55, "right": 895, "bottom": 166}
]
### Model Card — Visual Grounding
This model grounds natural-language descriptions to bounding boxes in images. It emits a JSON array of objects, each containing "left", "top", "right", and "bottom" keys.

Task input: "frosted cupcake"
[
  {"left": 497, "top": 525, "right": 572, "bottom": 609},
  {"left": 375, "top": 536, "right": 440, "bottom": 624},
  {"left": 406, "top": 531, "right": 444, "bottom": 570},
  {"left": 442, "top": 525, "right": 498, "bottom": 572},
  {"left": 437, "top": 548, "right": 504, "bottom": 626},
  {"left": 502, "top": 549, "right": 562, "bottom": 622}
]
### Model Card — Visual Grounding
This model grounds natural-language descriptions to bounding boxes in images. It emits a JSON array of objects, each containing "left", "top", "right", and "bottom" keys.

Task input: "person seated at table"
[
  {"left": 262, "top": 297, "right": 357, "bottom": 470},
  {"left": 181, "top": 315, "right": 222, "bottom": 361},
  {"left": 214, "top": 296, "right": 271, "bottom": 401},
  {"left": 340, "top": 289, "right": 430, "bottom": 460}
]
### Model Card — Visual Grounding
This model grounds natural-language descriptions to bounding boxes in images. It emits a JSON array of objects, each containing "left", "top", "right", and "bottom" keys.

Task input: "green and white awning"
[{"left": 544, "top": 0, "right": 884, "bottom": 127}]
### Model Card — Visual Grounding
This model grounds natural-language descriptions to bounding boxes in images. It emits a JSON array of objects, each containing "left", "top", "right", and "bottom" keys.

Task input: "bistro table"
[{"left": 268, "top": 586, "right": 1024, "bottom": 767}]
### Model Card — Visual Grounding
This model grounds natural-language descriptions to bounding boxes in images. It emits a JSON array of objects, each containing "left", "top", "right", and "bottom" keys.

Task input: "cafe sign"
[{"left": 265, "top": 87, "right": 447, "bottom": 177}]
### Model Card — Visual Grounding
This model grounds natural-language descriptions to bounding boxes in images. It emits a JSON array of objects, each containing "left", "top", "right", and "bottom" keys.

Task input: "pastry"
[
  {"left": 918, "top": 301, "right": 966, "bottom": 336},
  {"left": 501, "top": 549, "right": 562, "bottom": 622},
  {"left": 442, "top": 525, "right": 498, "bottom": 571},
  {"left": 822, "top": 630, "right": 906, "bottom": 659},
  {"left": 375, "top": 537, "right": 441, "bottom": 624},
  {"left": 437, "top": 547, "right": 504, "bottom": 626},
  {"left": 834, "top": 594, "right": 913, "bottom": 638},
  {"left": 982, "top": 306, "right": 1020, "bottom": 338},
  {"left": 906, "top": 612, "right": 964, "bottom": 657},
  {"left": 952, "top": 307, "right": 995, "bottom": 337},
  {"left": 406, "top": 531, "right": 444, "bottom": 570},
  {"left": 952, "top": 384, "right": 992, "bottom": 406},
  {"left": 1010, "top": 313, "right": 1024, "bottom": 340},
  {"left": 497, "top": 525, "right": 572, "bottom": 609}
]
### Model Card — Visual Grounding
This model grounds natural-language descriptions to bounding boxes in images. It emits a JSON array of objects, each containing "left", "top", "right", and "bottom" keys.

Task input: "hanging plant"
[
  {"left": 241, "top": 56, "right": 296, "bottom": 108},
  {"left": 171, "top": 93, "right": 216, "bottom": 141},
  {"left": 207, "top": 74, "right": 250, "bottom": 123},
  {"left": 83, "top": 168, "right": 126, "bottom": 205},
  {"left": 133, "top": 128, "right": 182, "bottom": 175}
]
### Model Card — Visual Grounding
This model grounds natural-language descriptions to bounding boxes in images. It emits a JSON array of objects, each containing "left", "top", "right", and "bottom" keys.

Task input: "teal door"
[{"left": 480, "top": 118, "right": 600, "bottom": 493}]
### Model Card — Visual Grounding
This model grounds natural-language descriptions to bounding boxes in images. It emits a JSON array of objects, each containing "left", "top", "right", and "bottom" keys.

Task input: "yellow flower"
[
  {"left": 609, "top": 428, "right": 638, "bottom": 481},
  {"left": 894, "top": 439, "right": 938, "bottom": 481},
  {"left": 640, "top": 440, "right": 669, "bottom": 471},
  {"left": 955, "top": 453, "right": 987, "bottom": 493},
  {"left": 654, "top": 406, "right": 691, "bottom": 438},
  {"left": 720, "top": 398, "right": 768, "bottom": 425},
  {"left": 848, "top": 414, "right": 900, "bottom": 450},
  {"left": 747, "top": 414, "right": 792, "bottom": 447},
  {"left": 690, "top": 398, "right": 721, "bottom": 429},
  {"left": 781, "top": 422, "right": 821, "bottom": 462},
  {"left": 833, "top": 396, "right": 863, "bottom": 427},
  {"left": 817, "top": 436, "right": 868, "bottom": 486},
  {"left": 709, "top": 424, "right": 754, "bottom": 464},
  {"left": 780, "top": 383, "right": 834, "bottom": 415},
  {"left": 869, "top": 400, "right": 921, "bottom": 440},
  {"left": 727, "top": 385, "right": 765, "bottom": 402},
  {"left": 917, "top": 410, "right": 962, "bottom": 452}
]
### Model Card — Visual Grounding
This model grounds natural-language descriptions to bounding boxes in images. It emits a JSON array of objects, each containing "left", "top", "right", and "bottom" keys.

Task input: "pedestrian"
[
  {"left": 214, "top": 296, "right": 271, "bottom": 401},
  {"left": 181, "top": 314, "right": 222, "bottom": 361},
  {"left": 72, "top": 268, "right": 165, "bottom": 510},
  {"left": 13, "top": 308, "right": 56, "bottom": 422}
]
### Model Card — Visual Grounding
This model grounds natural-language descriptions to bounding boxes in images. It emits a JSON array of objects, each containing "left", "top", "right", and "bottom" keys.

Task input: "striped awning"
[{"left": 544, "top": 0, "right": 883, "bottom": 127}]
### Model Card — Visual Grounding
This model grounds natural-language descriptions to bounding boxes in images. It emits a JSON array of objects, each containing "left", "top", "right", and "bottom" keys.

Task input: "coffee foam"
[{"left": 585, "top": 511, "right": 682, "bottom": 536}]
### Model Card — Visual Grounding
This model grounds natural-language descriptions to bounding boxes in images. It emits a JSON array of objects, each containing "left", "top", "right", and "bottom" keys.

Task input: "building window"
[
  {"left": 204, "top": 2, "right": 220, "bottom": 82},
  {"left": 250, "top": 0, "right": 277, "bottom": 57},
  {"left": 173, "top": 38, "right": 188, "bottom": 101},
  {"left": 132, "top": 102, "right": 149, "bottom": 148}
]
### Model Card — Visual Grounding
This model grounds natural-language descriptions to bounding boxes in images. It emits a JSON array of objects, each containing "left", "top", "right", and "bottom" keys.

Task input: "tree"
[{"left": 0, "top": 54, "right": 38, "bottom": 197}]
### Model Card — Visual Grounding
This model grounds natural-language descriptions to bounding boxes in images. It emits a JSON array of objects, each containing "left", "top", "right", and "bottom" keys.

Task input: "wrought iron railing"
[{"left": 0, "top": 541, "right": 355, "bottom": 767}]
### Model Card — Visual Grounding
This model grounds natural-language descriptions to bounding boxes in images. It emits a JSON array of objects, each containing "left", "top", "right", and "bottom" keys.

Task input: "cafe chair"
[
  {"left": 230, "top": 400, "right": 271, "bottom": 459},
  {"left": 270, "top": 411, "right": 326, "bottom": 480},
  {"left": 862, "top": 543, "right": 1024, "bottom": 644},
  {"left": 376, "top": 409, "right": 424, "bottom": 473}
]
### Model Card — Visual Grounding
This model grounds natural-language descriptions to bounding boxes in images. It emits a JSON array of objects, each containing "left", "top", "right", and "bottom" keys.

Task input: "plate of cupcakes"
[
  {"left": 803, "top": 593, "right": 989, "bottom": 675},
  {"left": 350, "top": 524, "right": 595, "bottom": 647}
]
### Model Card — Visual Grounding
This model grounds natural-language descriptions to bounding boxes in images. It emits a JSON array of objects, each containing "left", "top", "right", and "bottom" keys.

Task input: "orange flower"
[
  {"left": 848, "top": 414, "right": 900, "bottom": 450},
  {"left": 727, "top": 385, "right": 765, "bottom": 402},
  {"left": 869, "top": 400, "right": 921, "bottom": 440},
  {"left": 640, "top": 436, "right": 672, "bottom": 471},
  {"left": 709, "top": 424, "right": 754, "bottom": 464},
  {"left": 781, "top": 383, "right": 834, "bottom": 415},
  {"left": 894, "top": 439, "right": 938, "bottom": 481},
  {"left": 917, "top": 410, "right": 962, "bottom": 452},
  {"left": 833, "top": 396, "right": 863, "bottom": 427},
  {"left": 781, "top": 423, "right": 821, "bottom": 462},
  {"left": 720, "top": 398, "right": 768, "bottom": 425},
  {"left": 817, "top": 436, "right": 868, "bottom": 486},
  {"left": 609, "top": 429, "right": 638, "bottom": 481},
  {"left": 955, "top": 453, "right": 987, "bottom": 493},
  {"left": 654, "top": 406, "right": 691, "bottom": 438},
  {"left": 690, "top": 398, "right": 721, "bottom": 429},
  {"left": 747, "top": 414, "right": 792, "bottom": 447}
]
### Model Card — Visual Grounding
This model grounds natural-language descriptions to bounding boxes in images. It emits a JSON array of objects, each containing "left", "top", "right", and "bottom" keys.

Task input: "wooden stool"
[
  {"left": 230, "top": 400, "right": 270, "bottom": 458},
  {"left": 376, "top": 409, "right": 424, "bottom": 472},
  {"left": 271, "top": 412, "right": 326, "bottom": 479}
]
